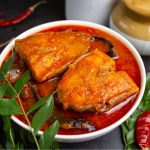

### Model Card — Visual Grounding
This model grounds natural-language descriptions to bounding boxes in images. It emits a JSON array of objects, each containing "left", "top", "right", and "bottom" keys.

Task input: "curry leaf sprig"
[
  {"left": 121, "top": 73, "right": 150, "bottom": 150},
  {"left": 0, "top": 52, "right": 59, "bottom": 149}
]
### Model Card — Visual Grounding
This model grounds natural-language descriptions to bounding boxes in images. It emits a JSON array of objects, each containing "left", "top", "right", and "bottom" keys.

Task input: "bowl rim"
[{"left": 0, "top": 20, "right": 146, "bottom": 142}]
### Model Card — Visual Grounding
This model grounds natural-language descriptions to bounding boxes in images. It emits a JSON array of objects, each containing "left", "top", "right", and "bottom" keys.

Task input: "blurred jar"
[
  {"left": 110, "top": 0, "right": 150, "bottom": 55},
  {"left": 65, "top": 0, "right": 119, "bottom": 26}
]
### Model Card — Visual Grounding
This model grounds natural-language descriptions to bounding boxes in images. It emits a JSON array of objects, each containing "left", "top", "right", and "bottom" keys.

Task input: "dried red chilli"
[
  {"left": 0, "top": 0, "right": 46, "bottom": 27},
  {"left": 136, "top": 110, "right": 150, "bottom": 150}
]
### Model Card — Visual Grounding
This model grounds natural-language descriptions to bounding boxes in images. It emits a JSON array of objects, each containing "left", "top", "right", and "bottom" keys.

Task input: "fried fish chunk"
[
  {"left": 57, "top": 50, "right": 139, "bottom": 112},
  {"left": 14, "top": 32, "right": 91, "bottom": 82}
]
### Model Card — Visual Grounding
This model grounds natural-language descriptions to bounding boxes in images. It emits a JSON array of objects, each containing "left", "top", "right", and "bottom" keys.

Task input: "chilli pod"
[{"left": 136, "top": 110, "right": 150, "bottom": 150}]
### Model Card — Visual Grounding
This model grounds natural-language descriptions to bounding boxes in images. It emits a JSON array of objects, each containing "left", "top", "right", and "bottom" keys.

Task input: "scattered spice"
[{"left": 0, "top": 0, "right": 46, "bottom": 27}]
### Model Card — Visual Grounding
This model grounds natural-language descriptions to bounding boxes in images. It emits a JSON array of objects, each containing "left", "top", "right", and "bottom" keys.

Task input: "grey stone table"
[{"left": 0, "top": 0, "right": 149, "bottom": 149}]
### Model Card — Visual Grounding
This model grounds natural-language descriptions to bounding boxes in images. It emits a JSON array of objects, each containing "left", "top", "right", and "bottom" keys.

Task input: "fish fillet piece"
[
  {"left": 14, "top": 31, "right": 91, "bottom": 82},
  {"left": 57, "top": 50, "right": 139, "bottom": 112}
]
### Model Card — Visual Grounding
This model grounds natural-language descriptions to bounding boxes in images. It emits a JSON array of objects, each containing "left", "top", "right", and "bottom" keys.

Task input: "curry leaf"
[
  {"left": 0, "top": 71, "right": 4, "bottom": 80},
  {"left": 0, "top": 52, "right": 14, "bottom": 77},
  {"left": 51, "top": 141, "right": 60, "bottom": 150},
  {"left": 5, "top": 141, "right": 13, "bottom": 149},
  {"left": 14, "top": 71, "right": 30, "bottom": 94},
  {"left": 16, "top": 141, "right": 24, "bottom": 150},
  {"left": 0, "top": 82, "right": 6, "bottom": 99},
  {"left": 27, "top": 133, "right": 35, "bottom": 144},
  {"left": 121, "top": 124, "right": 128, "bottom": 145},
  {"left": 146, "top": 72, "right": 150, "bottom": 89},
  {"left": 2, "top": 116, "right": 15, "bottom": 149},
  {"left": 26, "top": 96, "right": 49, "bottom": 115},
  {"left": 39, "top": 120, "right": 59, "bottom": 149},
  {"left": 126, "top": 144, "right": 140, "bottom": 150},
  {"left": 5, "top": 83, "right": 16, "bottom": 98},
  {"left": 126, "top": 129, "right": 135, "bottom": 144},
  {"left": 127, "top": 117, "right": 136, "bottom": 131},
  {"left": 0, "top": 99, "right": 22, "bottom": 115},
  {"left": 31, "top": 95, "right": 54, "bottom": 134},
  {"left": 20, "top": 128, "right": 28, "bottom": 145}
]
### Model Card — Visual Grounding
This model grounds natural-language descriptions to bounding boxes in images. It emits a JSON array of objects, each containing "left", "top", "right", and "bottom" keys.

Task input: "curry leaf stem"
[{"left": 9, "top": 129, "right": 15, "bottom": 149}]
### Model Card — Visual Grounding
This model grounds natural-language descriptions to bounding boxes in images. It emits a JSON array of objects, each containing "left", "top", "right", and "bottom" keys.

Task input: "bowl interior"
[{"left": 0, "top": 20, "right": 146, "bottom": 143}]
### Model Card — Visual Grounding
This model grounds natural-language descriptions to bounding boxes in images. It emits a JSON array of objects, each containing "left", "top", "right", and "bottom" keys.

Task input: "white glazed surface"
[
  {"left": 65, "top": 0, "right": 119, "bottom": 25},
  {"left": 0, "top": 20, "right": 146, "bottom": 143},
  {"left": 109, "top": 17, "right": 150, "bottom": 56}
]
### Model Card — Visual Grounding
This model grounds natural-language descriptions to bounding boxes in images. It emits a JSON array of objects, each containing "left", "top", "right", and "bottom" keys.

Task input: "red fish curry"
[{"left": 3, "top": 25, "right": 140, "bottom": 135}]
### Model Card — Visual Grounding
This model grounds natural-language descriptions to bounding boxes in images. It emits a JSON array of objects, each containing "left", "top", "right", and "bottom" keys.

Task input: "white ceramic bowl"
[{"left": 0, "top": 20, "right": 146, "bottom": 143}]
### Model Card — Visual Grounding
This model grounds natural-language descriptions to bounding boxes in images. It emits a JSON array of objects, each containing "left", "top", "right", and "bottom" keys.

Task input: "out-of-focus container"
[
  {"left": 110, "top": 0, "right": 150, "bottom": 55},
  {"left": 65, "top": 0, "right": 119, "bottom": 26}
]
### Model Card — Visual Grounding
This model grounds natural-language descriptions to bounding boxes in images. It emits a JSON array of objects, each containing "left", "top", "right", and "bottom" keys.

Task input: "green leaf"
[
  {"left": 51, "top": 141, "right": 60, "bottom": 150},
  {"left": 5, "top": 141, "right": 13, "bottom": 149},
  {"left": 5, "top": 83, "right": 16, "bottom": 98},
  {"left": 126, "top": 143, "right": 139, "bottom": 150},
  {"left": 32, "top": 95, "right": 54, "bottom": 134},
  {"left": 141, "top": 90, "right": 150, "bottom": 111},
  {"left": 26, "top": 96, "right": 49, "bottom": 115},
  {"left": 0, "top": 99, "right": 22, "bottom": 115},
  {"left": 0, "top": 82, "right": 6, "bottom": 99},
  {"left": 39, "top": 120, "right": 59, "bottom": 149},
  {"left": 142, "top": 102, "right": 150, "bottom": 111},
  {"left": 0, "top": 72, "right": 4, "bottom": 80},
  {"left": 1, "top": 115, "right": 16, "bottom": 150},
  {"left": 146, "top": 89, "right": 150, "bottom": 97},
  {"left": 0, "top": 52, "right": 14, "bottom": 77},
  {"left": 27, "top": 133, "right": 35, "bottom": 144},
  {"left": 14, "top": 71, "right": 30, "bottom": 94},
  {"left": 125, "top": 119, "right": 130, "bottom": 130},
  {"left": 16, "top": 141, "right": 24, "bottom": 150},
  {"left": 126, "top": 129, "right": 135, "bottom": 144},
  {"left": 121, "top": 124, "right": 128, "bottom": 145},
  {"left": 146, "top": 72, "right": 150, "bottom": 90},
  {"left": 127, "top": 117, "right": 136, "bottom": 131},
  {"left": 20, "top": 128, "right": 28, "bottom": 145}
]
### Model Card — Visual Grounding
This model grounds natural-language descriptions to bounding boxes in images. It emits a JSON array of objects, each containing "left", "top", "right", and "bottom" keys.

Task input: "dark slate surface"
[{"left": 0, "top": 0, "right": 149, "bottom": 149}]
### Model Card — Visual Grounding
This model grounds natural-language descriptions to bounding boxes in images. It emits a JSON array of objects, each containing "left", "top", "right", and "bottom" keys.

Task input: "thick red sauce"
[{"left": 16, "top": 25, "right": 141, "bottom": 135}]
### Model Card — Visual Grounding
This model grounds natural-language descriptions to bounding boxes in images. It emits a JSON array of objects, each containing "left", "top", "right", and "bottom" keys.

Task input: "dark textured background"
[{"left": 0, "top": 0, "right": 149, "bottom": 149}]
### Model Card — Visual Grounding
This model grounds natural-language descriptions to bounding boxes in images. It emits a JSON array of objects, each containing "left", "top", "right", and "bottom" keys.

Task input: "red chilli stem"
[{"left": 29, "top": 0, "right": 47, "bottom": 12}]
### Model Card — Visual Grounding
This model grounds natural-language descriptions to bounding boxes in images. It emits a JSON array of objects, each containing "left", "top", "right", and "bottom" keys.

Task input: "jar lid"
[{"left": 124, "top": 0, "right": 150, "bottom": 17}]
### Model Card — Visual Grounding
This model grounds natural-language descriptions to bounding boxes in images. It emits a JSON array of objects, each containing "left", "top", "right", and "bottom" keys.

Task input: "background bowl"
[
  {"left": 109, "top": 17, "right": 150, "bottom": 56},
  {"left": 0, "top": 20, "right": 146, "bottom": 143}
]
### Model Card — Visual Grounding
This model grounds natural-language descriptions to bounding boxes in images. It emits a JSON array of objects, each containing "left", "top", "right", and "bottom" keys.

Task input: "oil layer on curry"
[{"left": 5, "top": 25, "right": 140, "bottom": 135}]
